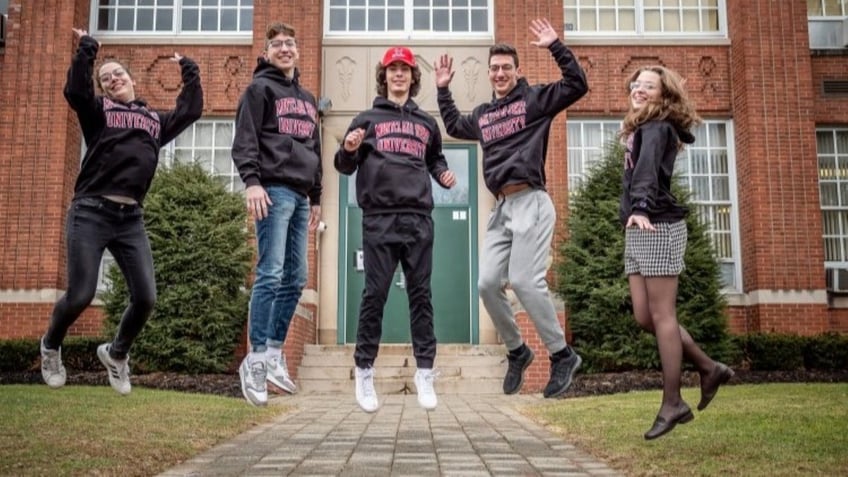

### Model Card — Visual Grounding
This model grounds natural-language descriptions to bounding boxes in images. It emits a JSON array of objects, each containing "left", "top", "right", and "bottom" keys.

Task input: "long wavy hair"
[{"left": 618, "top": 65, "right": 701, "bottom": 143}]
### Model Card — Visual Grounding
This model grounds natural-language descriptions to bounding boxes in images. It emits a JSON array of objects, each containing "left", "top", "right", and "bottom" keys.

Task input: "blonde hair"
[{"left": 619, "top": 65, "right": 701, "bottom": 143}]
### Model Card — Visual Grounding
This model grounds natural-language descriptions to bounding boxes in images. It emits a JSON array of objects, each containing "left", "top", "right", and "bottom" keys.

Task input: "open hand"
[
  {"left": 170, "top": 52, "right": 184, "bottom": 62},
  {"left": 626, "top": 214, "right": 656, "bottom": 231},
  {"left": 529, "top": 18, "right": 558, "bottom": 48},
  {"left": 434, "top": 54, "right": 455, "bottom": 88}
]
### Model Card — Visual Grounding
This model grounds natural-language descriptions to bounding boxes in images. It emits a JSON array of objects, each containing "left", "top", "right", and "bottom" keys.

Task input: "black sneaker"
[
  {"left": 543, "top": 351, "right": 582, "bottom": 398},
  {"left": 503, "top": 346, "right": 534, "bottom": 394}
]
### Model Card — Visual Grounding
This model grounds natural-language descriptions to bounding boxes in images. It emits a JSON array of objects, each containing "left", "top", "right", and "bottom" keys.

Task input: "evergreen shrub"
[{"left": 102, "top": 162, "right": 252, "bottom": 373}]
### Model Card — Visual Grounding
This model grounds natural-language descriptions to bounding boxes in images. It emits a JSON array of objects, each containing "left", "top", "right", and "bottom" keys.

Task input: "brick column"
[{"left": 728, "top": 0, "right": 828, "bottom": 334}]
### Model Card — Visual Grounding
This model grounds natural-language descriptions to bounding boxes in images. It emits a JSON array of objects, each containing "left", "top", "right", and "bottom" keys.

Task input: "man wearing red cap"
[
  {"left": 335, "top": 46, "right": 457, "bottom": 413},
  {"left": 435, "top": 18, "right": 588, "bottom": 399}
]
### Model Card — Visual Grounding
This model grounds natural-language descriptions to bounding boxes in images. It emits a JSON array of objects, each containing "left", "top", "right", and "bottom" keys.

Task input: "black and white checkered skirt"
[{"left": 624, "top": 220, "right": 687, "bottom": 277}]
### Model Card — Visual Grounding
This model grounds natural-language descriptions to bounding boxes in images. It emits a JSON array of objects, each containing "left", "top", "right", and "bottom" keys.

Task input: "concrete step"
[{"left": 297, "top": 344, "right": 508, "bottom": 395}]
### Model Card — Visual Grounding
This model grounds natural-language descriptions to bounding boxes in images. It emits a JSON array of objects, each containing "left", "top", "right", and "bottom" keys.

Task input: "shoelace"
[
  {"left": 418, "top": 370, "right": 439, "bottom": 393},
  {"left": 43, "top": 350, "right": 61, "bottom": 370},
  {"left": 360, "top": 370, "right": 376, "bottom": 397},
  {"left": 249, "top": 361, "right": 266, "bottom": 385}
]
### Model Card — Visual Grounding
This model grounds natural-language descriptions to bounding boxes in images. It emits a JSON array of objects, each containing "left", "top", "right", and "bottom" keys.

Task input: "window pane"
[
  {"left": 471, "top": 10, "right": 486, "bottom": 31},
  {"left": 821, "top": 182, "right": 839, "bottom": 206},
  {"left": 117, "top": 9, "right": 134, "bottom": 30},
  {"left": 201, "top": 8, "right": 218, "bottom": 30},
  {"left": 818, "top": 131, "right": 835, "bottom": 154},
  {"left": 387, "top": 9, "right": 404, "bottom": 29},
  {"left": 182, "top": 8, "right": 199, "bottom": 30},
  {"left": 330, "top": 10, "right": 347, "bottom": 30},
  {"left": 137, "top": 8, "right": 154, "bottom": 30},
  {"left": 156, "top": 8, "right": 173, "bottom": 31},
  {"left": 414, "top": 10, "right": 429, "bottom": 29},
  {"left": 368, "top": 9, "right": 385, "bottom": 30},
  {"left": 240, "top": 9, "right": 252, "bottom": 30},
  {"left": 215, "top": 123, "right": 233, "bottom": 147},
  {"left": 214, "top": 150, "right": 232, "bottom": 175},
  {"left": 221, "top": 9, "right": 237, "bottom": 31},
  {"left": 350, "top": 9, "right": 366, "bottom": 30},
  {"left": 451, "top": 9, "right": 468, "bottom": 31},
  {"left": 434, "top": 8, "right": 449, "bottom": 31}
]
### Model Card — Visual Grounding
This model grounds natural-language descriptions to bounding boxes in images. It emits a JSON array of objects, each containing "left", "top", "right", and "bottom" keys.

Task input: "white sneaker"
[
  {"left": 97, "top": 343, "right": 131, "bottom": 396},
  {"left": 40, "top": 337, "right": 66, "bottom": 389},
  {"left": 239, "top": 355, "right": 268, "bottom": 406},
  {"left": 354, "top": 366, "right": 379, "bottom": 413},
  {"left": 414, "top": 368, "right": 438, "bottom": 410},
  {"left": 266, "top": 354, "right": 297, "bottom": 394}
]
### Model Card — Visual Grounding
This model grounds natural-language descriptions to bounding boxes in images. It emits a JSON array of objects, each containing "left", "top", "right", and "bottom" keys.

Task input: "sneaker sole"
[
  {"left": 239, "top": 364, "right": 268, "bottom": 407},
  {"left": 544, "top": 354, "right": 582, "bottom": 399},
  {"left": 267, "top": 375, "right": 297, "bottom": 394}
]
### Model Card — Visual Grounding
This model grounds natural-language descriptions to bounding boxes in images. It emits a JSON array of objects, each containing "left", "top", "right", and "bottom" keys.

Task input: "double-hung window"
[
  {"left": 563, "top": 0, "right": 726, "bottom": 39},
  {"left": 92, "top": 0, "right": 253, "bottom": 38},
  {"left": 159, "top": 119, "right": 242, "bottom": 192},
  {"left": 567, "top": 119, "right": 741, "bottom": 291},
  {"left": 817, "top": 127, "right": 848, "bottom": 291},
  {"left": 325, "top": 0, "right": 492, "bottom": 39}
]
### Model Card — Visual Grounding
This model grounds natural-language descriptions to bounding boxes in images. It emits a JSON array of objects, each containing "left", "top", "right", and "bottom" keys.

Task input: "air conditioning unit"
[
  {"left": 826, "top": 267, "right": 848, "bottom": 293},
  {"left": 843, "top": 17, "right": 848, "bottom": 48},
  {"left": 808, "top": 18, "right": 848, "bottom": 49}
]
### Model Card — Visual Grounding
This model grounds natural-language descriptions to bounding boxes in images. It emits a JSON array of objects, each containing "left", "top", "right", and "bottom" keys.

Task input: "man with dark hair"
[
  {"left": 231, "top": 22, "right": 323, "bottom": 406},
  {"left": 335, "top": 46, "right": 456, "bottom": 413},
  {"left": 435, "top": 18, "right": 588, "bottom": 398}
]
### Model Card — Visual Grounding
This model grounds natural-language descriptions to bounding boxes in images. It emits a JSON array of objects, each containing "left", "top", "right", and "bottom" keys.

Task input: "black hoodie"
[
  {"left": 231, "top": 59, "right": 322, "bottom": 205},
  {"left": 334, "top": 97, "right": 450, "bottom": 215},
  {"left": 619, "top": 120, "right": 694, "bottom": 225},
  {"left": 65, "top": 35, "right": 203, "bottom": 204},
  {"left": 437, "top": 39, "right": 587, "bottom": 195}
]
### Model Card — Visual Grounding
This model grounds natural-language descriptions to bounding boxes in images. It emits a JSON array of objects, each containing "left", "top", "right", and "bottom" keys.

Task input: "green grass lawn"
[
  {"left": 0, "top": 385, "right": 288, "bottom": 476},
  {"left": 526, "top": 383, "right": 848, "bottom": 477}
]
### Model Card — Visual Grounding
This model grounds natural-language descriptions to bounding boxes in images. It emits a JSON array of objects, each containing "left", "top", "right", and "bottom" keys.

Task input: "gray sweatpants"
[{"left": 478, "top": 189, "right": 567, "bottom": 354}]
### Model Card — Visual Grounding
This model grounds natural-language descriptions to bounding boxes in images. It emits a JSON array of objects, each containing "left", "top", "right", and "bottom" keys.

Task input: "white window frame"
[
  {"left": 817, "top": 126, "right": 848, "bottom": 290},
  {"left": 567, "top": 118, "right": 741, "bottom": 292},
  {"left": 807, "top": 0, "right": 848, "bottom": 49},
  {"left": 324, "top": 0, "right": 494, "bottom": 40},
  {"left": 90, "top": 0, "right": 253, "bottom": 43},
  {"left": 159, "top": 118, "right": 243, "bottom": 193},
  {"left": 563, "top": 0, "right": 727, "bottom": 40}
]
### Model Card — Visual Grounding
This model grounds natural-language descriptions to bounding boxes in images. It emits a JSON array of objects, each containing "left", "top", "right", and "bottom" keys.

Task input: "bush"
[
  {"left": 742, "top": 333, "right": 806, "bottom": 371},
  {"left": 803, "top": 332, "right": 848, "bottom": 370},
  {"left": 102, "top": 162, "right": 252, "bottom": 373},
  {"left": 555, "top": 140, "right": 735, "bottom": 372},
  {"left": 0, "top": 337, "right": 104, "bottom": 372}
]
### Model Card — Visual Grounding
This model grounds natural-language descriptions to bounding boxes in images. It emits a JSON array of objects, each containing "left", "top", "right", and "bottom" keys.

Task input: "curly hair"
[
  {"left": 619, "top": 65, "right": 701, "bottom": 144},
  {"left": 375, "top": 63, "right": 422, "bottom": 98}
]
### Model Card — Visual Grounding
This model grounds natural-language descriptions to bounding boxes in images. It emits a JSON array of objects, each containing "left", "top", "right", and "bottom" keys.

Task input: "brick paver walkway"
[{"left": 159, "top": 394, "right": 623, "bottom": 477}]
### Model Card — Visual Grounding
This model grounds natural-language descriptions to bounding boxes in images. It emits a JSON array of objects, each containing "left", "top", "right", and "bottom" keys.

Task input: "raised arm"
[
  {"left": 435, "top": 54, "right": 479, "bottom": 141},
  {"left": 63, "top": 29, "right": 103, "bottom": 137},
  {"left": 529, "top": 18, "right": 588, "bottom": 116},
  {"left": 158, "top": 53, "right": 204, "bottom": 145}
]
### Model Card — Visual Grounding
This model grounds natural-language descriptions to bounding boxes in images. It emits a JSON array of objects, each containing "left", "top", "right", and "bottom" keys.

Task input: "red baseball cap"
[{"left": 381, "top": 46, "right": 416, "bottom": 67}]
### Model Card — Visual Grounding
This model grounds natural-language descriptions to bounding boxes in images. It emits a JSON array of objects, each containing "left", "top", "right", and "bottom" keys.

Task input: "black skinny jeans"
[
  {"left": 354, "top": 213, "right": 437, "bottom": 369},
  {"left": 43, "top": 197, "right": 156, "bottom": 359}
]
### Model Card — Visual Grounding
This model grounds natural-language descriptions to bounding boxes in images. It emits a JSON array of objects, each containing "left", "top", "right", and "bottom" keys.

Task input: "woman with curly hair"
[{"left": 619, "top": 66, "right": 733, "bottom": 440}]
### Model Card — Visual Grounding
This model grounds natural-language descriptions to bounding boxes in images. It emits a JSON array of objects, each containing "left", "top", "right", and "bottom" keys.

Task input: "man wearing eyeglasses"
[
  {"left": 231, "top": 22, "right": 323, "bottom": 407},
  {"left": 435, "top": 18, "right": 588, "bottom": 399}
]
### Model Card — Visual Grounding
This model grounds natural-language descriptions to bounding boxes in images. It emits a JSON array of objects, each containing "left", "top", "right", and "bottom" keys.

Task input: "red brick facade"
[{"left": 1, "top": 1, "right": 846, "bottom": 384}]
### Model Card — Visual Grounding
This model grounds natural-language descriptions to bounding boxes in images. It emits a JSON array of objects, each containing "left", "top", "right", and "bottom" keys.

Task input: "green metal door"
[{"left": 339, "top": 145, "right": 478, "bottom": 343}]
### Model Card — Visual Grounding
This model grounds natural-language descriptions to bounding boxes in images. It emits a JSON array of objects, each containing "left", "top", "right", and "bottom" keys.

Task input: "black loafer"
[
  {"left": 644, "top": 404, "right": 694, "bottom": 440},
  {"left": 698, "top": 362, "right": 735, "bottom": 411}
]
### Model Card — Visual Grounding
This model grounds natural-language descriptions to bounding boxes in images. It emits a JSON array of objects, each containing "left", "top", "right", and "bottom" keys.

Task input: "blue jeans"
[
  {"left": 44, "top": 197, "right": 156, "bottom": 360},
  {"left": 249, "top": 185, "right": 310, "bottom": 353}
]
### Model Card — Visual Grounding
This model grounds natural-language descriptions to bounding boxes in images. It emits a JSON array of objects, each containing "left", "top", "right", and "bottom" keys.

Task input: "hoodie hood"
[
  {"left": 372, "top": 95, "right": 420, "bottom": 113},
  {"left": 253, "top": 57, "right": 301, "bottom": 84},
  {"left": 676, "top": 126, "right": 696, "bottom": 145}
]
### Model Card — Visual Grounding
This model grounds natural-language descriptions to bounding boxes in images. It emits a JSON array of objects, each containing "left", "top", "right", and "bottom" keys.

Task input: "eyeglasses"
[
  {"left": 99, "top": 68, "right": 127, "bottom": 85},
  {"left": 629, "top": 81, "right": 659, "bottom": 92},
  {"left": 268, "top": 39, "right": 297, "bottom": 49},
  {"left": 488, "top": 64, "right": 515, "bottom": 73}
]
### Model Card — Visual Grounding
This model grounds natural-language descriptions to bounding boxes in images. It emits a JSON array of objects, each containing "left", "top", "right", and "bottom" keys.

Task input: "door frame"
[{"left": 335, "top": 143, "right": 479, "bottom": 344}]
